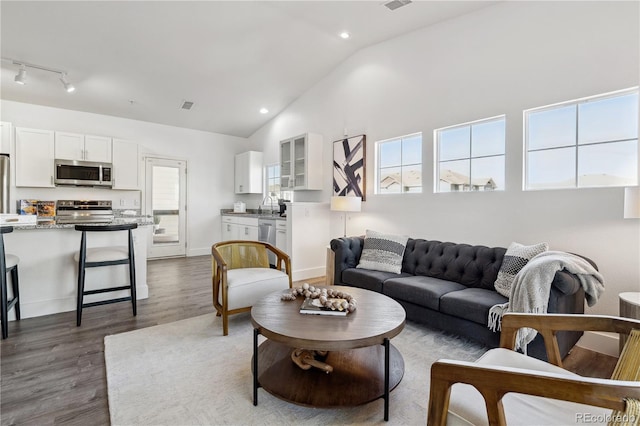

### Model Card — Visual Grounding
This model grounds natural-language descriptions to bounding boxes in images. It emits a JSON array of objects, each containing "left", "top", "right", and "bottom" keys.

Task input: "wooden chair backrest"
[{"left": 215, "top": 242, "right": 269, "bottom": 270}]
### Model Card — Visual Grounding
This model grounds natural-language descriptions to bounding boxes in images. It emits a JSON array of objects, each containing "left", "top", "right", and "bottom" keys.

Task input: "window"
[
  {"left": 376, "top": 133, "right": 422, "bottom": 194},
  {"left": 265, "top": 163, "right": 292, "bottom": 202},
  {"left": 435, "top": 116, "right": 506, "bottom": 192},
  {"left": 525, "top": 88, "right": 638, "bottom": 190}
]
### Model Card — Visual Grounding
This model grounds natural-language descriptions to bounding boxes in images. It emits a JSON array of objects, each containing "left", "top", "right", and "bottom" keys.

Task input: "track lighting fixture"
[
  {"left": 59, "top": 73, "right": 75, "bottom": 93},
  {"left": 2, "top": 57, "right": 76, "bottom": 93},
  {"left": 14, "top": 65, "right": 27, "bottom": 85}
]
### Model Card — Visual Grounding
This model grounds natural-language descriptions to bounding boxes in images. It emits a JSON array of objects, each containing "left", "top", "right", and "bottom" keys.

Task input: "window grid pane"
[
  {"left": 377, "top": 134, "right": 422, "bottom": 194},
  {"left": 526, "top": 89, "right": 639, "bottom": 190},
  {"left": 436, "top": 116, "right": 505, "bottom": 193}
]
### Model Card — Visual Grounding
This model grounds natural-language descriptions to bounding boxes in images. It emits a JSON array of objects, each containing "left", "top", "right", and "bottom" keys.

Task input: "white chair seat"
[
  {"left": 74, "top": 246, "right": 129, "bottom": 263},
  {"left": 446, "top": 348, "right": 612, "bottom": 425},
  {"left": 5, "top": 254, "right": 19, "bottom": 269},
  {"left": 222, "top": 267, "right": 290, "bottom": 311}
]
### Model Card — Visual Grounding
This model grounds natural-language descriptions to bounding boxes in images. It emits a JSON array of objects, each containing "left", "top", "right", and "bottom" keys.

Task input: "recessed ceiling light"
[
  {"left": 340, "top": 32, "right": 350, "bottom": 39},
  {"left": 259, "top": 108, "right": 269, "bottom": 114}
]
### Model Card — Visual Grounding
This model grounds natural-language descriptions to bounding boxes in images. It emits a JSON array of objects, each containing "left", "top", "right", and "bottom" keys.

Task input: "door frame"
[{"left": 144, "top": 156, "right": 188, "bottom": 259}]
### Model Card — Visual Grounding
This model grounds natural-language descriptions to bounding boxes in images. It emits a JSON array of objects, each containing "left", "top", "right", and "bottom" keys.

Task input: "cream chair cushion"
[
  {"left": 447, "top": 348, "right": 612, "bottom": 426},
  {"left": 221, "top": 268, "right": 290, "bottom": 311}
]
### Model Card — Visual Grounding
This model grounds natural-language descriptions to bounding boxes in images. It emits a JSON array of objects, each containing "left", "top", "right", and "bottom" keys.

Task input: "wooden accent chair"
[
  {"left": 211, "top": 240, "right": 292, "bottom": 336},
  {"left": 427, "top": 313, "right": 640, "bottom": 426}
]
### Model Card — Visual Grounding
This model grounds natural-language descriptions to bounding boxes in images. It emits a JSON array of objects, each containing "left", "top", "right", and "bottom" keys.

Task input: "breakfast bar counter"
[{"left": 2, "top": 217, "right": 153, "bottom": 320}]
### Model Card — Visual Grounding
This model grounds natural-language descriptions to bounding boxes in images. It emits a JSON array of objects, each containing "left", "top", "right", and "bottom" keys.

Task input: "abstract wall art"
[{"left": 333, "top": 134, "right": 366, "bottom": 201}]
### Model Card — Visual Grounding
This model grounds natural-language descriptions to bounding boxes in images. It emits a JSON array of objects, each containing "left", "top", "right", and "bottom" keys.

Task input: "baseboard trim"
[
  {"left": 575, "top": 331, "right": 619, "bottom": 357},
  {"left": 188, "top": 248, "right": 210, "bottom": 257},
  {"left": 292, "top": 267, "right": 326, "bottom": 282},
  {"left": 14, "top": 285, "right": 149, "bottom": 320}
]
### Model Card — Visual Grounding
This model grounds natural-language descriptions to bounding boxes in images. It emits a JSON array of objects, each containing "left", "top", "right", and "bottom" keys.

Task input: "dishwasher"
[{"left": 258, "top": 218, "right": 277, "bottom": 266}]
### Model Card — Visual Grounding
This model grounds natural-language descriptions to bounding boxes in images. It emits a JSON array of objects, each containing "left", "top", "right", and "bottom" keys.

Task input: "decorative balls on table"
[{"left": 281, "top": 283, "right": 357, "bottom": 313}]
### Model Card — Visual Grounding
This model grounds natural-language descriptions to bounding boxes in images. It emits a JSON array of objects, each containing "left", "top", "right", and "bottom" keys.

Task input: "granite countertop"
[{"left": 8, "top": 216, "right": 155, "bottom": 230}]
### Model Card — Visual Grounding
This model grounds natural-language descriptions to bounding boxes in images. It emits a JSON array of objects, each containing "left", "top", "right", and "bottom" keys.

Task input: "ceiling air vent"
[
  {"left": 383, "top": 0, "right": 412, "bottom": 11},
  {"left": 180, "top": 100, "right": 194, "bottom": 110}
]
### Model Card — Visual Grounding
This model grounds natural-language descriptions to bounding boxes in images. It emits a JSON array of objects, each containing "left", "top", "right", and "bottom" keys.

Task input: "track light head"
[
  {"left": 14, "top": 65, "right": 26, "bottom": 85},
  {"left": 60, "top": 73, "right": 75, "bottom": 93}
]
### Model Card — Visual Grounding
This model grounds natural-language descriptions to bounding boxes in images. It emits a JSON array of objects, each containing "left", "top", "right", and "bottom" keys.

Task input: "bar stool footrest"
[
  {"left": 83, "top": 285, "right": 132, "bottom": 295},
  {"left": 82, "top": 296, "right": 132, "bottom": 308}
]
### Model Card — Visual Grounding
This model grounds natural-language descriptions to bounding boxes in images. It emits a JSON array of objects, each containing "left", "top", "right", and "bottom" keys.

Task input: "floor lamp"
[{"left": 331, "top": 196, "right": 362, "bottom": 237}]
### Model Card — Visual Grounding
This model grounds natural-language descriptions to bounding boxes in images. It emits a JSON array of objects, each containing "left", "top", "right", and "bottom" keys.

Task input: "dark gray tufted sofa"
[{"left": 330, "top": 236, "right": 592, "bottom": 361}]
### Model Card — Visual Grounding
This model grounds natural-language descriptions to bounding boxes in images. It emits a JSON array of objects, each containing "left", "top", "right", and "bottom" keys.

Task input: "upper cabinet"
[
  {"left": 55, "top": 132, "right": 112, "bottom": 162},
  {"left": 235, "top": 151, "right": 263, "bottom": 194},
  {"left": 15, "top": 127, "right": 55, "bottom": 188},
  {"left": 112, "top": 139, "right": 140, "bottom": 190},
  {"left": 0, "top": 122, "right": 11, "bottom": 155},
  {"left": 280, "top": 133, "right": 323, "bottom": 190}
]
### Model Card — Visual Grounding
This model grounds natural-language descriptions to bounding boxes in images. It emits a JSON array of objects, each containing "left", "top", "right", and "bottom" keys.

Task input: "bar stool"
[
  {"left": 1, "top": 226, "right": 20, "bottom": 339},
  {"left": 74, "top": 223, "right": 137, "bottom": 326}
]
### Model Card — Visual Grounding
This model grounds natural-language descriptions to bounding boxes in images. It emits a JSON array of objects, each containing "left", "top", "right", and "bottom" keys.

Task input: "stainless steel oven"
[{"left": 54, "top": 159, "right": 113, "bottom": 187}]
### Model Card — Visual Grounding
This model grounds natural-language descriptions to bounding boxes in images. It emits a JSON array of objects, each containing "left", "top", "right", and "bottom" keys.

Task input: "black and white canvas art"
[{"left": 333, "top": 134, "right": 366, "bottom": 200}]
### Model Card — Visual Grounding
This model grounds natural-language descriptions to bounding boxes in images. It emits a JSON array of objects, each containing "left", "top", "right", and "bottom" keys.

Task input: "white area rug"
[{"left": 105, "top": 312, "right": 487, "bottom": 425}]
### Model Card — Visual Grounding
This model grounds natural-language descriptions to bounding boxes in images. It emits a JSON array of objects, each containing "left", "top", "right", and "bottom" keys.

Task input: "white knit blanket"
[{"left": 488, "top": 251, "right": 605, "bottom": 350}]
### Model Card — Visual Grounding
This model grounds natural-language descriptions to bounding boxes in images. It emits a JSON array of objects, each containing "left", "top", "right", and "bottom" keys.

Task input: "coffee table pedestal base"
[{"left": 255, "top": 339, "right": 404, "bottom": 410}]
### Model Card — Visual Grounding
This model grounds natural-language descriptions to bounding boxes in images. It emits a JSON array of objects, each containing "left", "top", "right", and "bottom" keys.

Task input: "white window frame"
[
  {"left": 264, "top": 163, "right": 292, "bottom": 203},
  {"left": 375, "top": 132, "right": 423, "bottom": 195},
  {"left": 523, "top": 87, "right": 639, "bottom": 190},
  {"left": 434, "top": 115, "right": 506, "bottom": 193}
]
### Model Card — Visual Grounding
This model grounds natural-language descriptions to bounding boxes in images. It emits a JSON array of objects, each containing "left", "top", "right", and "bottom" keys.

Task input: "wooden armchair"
[
  {"left": 212, "top": 240, "right": 292, "bottom": 336},
  {"left": 427, "top": 313, "right": 640, "bottom": 426}
]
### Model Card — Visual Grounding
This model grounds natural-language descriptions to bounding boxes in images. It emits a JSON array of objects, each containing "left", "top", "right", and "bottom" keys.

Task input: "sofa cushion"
[
  {"left": 403, "top": 239, "right": 506, "bottom": 290},
  {"left": 494, "top": 241, "right": 548, "bottom": 297},
  {"left": 440, "top": 288, "right": 508, "bottom": 325},
  {"left": 356, "top": 230, "right": 408, "bottom": 274},
  {"left": 383, "top": 276, "right": 466, "bottom": 311},
  {"left": 342, "top": 268, "right": 411, "bottom": 293}
]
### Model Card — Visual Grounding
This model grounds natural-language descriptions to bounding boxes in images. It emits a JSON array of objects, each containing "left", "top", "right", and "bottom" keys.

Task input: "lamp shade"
[
  {"left": 624, "top": 187, "right": 640, "bottom": 219},
  {"left": 331, "top": 196, "right": 361, "bottom": 212}
]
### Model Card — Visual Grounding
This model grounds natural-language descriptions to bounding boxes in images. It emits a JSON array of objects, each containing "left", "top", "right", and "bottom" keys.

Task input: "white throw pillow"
[
  {"left": 356, "top": 230, "right": 409, "bottom": 274},
  {"left": 494, "top": 241, "right": 549, "bottom": 298}
]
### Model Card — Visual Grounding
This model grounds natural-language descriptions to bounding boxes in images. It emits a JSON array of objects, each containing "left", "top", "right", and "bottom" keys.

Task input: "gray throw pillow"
[
  {"left": 356, "top": 230, "right": 408, "bottom": 274},
  {"left": 494, "top": 241, "right": 549, "bottom": 298}
]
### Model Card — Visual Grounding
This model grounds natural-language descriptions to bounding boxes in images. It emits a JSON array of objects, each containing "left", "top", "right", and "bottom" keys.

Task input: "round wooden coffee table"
[{"left": 251, "top": 286, "right": 406, "bottom": 421}]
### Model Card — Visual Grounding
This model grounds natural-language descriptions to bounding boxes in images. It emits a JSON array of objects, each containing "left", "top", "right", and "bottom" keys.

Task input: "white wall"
[
  {"left": 250, "top": 0, "right": 640, "bottom": 330},
  {"left": 0, "top": 100, "right": 250, "bottom": 256}
]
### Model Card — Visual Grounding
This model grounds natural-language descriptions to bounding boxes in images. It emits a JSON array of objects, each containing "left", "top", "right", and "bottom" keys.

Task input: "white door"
[{"left": 145, "top": 157, "right": 187, "bottom": 258}]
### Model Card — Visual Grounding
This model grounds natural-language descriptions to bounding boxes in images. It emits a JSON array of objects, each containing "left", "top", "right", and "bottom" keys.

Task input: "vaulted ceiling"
[{"left": 1, "top": 1, "right": 497, "bottom": 137}]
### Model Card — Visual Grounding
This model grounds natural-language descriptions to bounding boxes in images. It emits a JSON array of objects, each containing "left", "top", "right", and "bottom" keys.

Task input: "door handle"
[{"left": 244, "top": 227, "right": 249, "bottom": 235}]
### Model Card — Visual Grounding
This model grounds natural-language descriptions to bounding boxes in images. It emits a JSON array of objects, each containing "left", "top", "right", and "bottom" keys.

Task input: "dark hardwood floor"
[{"left": 0, "top": 256, "right": 618, "bottom": 425}]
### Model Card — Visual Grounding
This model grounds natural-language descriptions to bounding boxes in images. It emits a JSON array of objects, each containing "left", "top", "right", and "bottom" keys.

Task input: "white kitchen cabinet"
[
  {"left": 276, "top": 220, "right": 288, "bottom": 254},
  {"left": 1, "top": 122, "right": 12, "bottom": 155},
  {"left": 55, "top": 132, "right": 112, "bottom": 162},
  {"left": 235, "top": 151, "right": 263, "bottom": 194},
  {"left": 221, "top": 215, "right": 258, "bottom": 241},
  {"left": 15, "top": 127, "right": 55, "bottom": 187},
  {"left": 112, "top": 139, "right": 139, "bottom": 190},
  {"left": 280, "top": 133, "right": 323, "bottom": 190}
]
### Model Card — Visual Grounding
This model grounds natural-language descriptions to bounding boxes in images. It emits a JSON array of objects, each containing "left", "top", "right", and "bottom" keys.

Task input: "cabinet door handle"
[
  {"left": 244, "top": 227, "right": 248, "bottom": 235},
  {"left": 227, "top": 224, "right": 231, "bottom": 231},
  {"left": 239, "top": 184, "right": 243, "bottom": 192},
  {"left": 50, "top": 175, "right": 54, "bottom": 185}
]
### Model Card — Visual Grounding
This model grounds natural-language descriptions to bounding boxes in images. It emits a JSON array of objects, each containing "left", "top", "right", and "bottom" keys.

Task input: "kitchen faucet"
[{"left": 261, "top": 195, "right": 275, "bottom": 214}]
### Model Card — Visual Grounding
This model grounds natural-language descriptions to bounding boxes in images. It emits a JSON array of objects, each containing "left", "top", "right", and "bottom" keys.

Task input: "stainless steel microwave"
[{"left": 54, "top": 159, "right": 113, "bottom": 187}]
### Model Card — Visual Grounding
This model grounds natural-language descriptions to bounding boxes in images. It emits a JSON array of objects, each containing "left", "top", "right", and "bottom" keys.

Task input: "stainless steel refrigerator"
[{"left": 0, "top": 154, "right": 9, "bottom": 214}]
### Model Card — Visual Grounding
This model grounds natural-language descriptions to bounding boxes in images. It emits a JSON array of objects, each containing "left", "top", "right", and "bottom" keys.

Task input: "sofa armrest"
[
  {"left": 551, "top": 253, "right": 598, "bottom": 295},
  {"left": 330, "top": 236, "right": 365, "bottom": 285}
]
